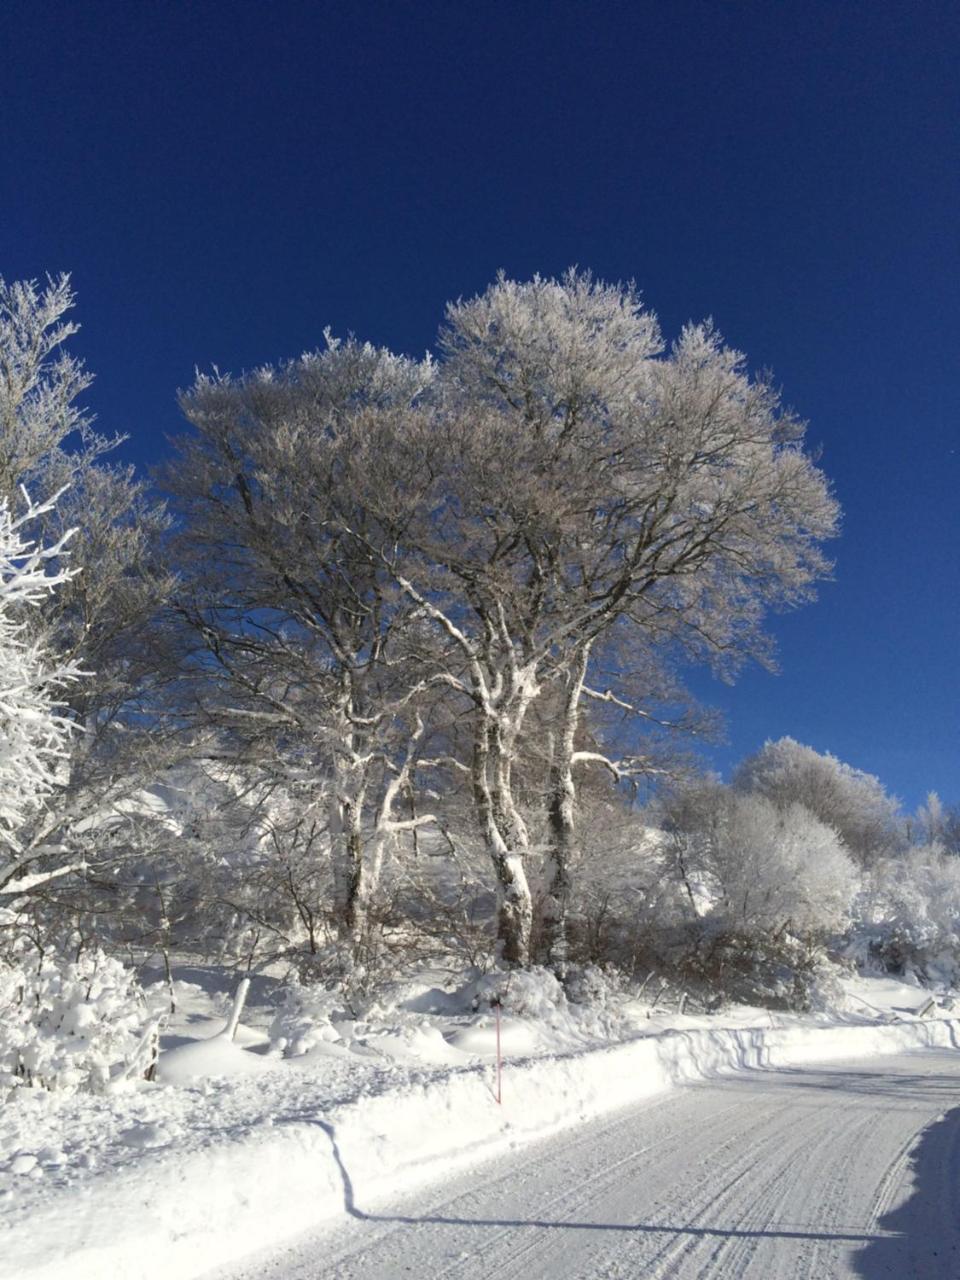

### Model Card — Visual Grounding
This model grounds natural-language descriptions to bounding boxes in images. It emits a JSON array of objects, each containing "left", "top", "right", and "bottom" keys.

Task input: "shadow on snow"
[{"left": 852, "top": 1102, "right": 960, "bottom": 1278}]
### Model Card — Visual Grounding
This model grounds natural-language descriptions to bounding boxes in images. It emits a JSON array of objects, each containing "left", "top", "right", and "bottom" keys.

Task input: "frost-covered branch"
[
  {"left": 570, "top": 750, "right": 666, "bottom": 783},
  {"left": 582, "top": 685, "right": 690, "bottom": 730},
  {"left": 0, "top": 861, "right": 87, "bottom": 896},
  {"left": 0, "top": 492, "right": 82, "bottom": 874}
]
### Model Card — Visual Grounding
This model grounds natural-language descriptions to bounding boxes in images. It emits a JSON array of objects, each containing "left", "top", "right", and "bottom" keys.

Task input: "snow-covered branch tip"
[
  {"left": 570, "top": 751, "right": 667, "bottom": 782},
  {"left": 582, "top": 686, "right": 684, "bottom": 729},
  {"left": 0, "top": 861, "right": 88, "bottom": 896},
  {"left": 382, "top": 814, "right": 439, "bottom": 833}
]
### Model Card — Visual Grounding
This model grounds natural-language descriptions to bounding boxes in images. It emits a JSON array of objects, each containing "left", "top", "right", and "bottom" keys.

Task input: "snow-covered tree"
[
  {"left": 733, "top": 737, "right": 901, "bottom": 865},
  {"left": 168, "top": 272, "right": 839, "bottom": 972},
  {"left": 910, "top": 792, "right": 960, "bottom": 856},
  {"left": 0, "top": 275, "right": 172, "bottom": 932},
  {"left": 0, "top": 275, "right": 169, "bottom": 692},
  {"left": 0, "top": 492, "right": 79, "bottom": 899},
  {"left": 359, "top": 272, "right": 839, "bottom": 966},
  {"left": 653, "top": 782, "right": 858, "bottom": 1006},
  {"left": 707, "top": 794, "right": 857, "bottom": 938},
  {"left": 857, "top": 844, "right": 960, "bottom": 982},
  {"left": 663, "top": 784, "right": 857, "bottom": 939},
  {"left": 168, "top": 336, "right": 440, "bottom": 954}
]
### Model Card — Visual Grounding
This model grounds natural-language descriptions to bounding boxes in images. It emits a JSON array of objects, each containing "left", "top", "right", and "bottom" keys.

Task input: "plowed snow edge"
[{"left": 7, "top": 1016, "right": 960, "bottom": 1280}]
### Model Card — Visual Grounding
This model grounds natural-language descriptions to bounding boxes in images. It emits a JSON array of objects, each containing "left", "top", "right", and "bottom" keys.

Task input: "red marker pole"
[{"left": 494, "top": 998, "right": 502, "bottom": 1105}]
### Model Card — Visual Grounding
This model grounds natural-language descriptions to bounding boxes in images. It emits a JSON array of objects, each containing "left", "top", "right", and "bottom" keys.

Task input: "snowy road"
[{"left": 217, "top": 1048, "right": 960, "bottom": 1280}]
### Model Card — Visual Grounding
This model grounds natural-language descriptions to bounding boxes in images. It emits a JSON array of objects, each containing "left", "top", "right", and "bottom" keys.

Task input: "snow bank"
[
  {"left": 156, "top": 1032, "right": 277, "bottom": 1084},
  {"left": 5, "top": 1015, "right": 960, "bottom": 1280}
]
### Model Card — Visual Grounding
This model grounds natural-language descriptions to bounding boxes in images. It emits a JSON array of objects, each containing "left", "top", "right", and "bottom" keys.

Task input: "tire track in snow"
[
  {"left": 328, "top": 1097, "right": 748, "bottom": 1280},
  {"left": 466, "top": 1100, "right": 750, "bottom": 1280},
  {"left": 582, "top": 1094, "right": 834, "bottom": 1279}
]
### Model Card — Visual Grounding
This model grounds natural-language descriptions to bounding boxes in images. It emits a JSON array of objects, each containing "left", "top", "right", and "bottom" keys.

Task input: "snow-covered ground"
[
  {"left": 217, "top": 1046, "right": 960, "bottom": 1280},
  {"left": 1, "top": 965, "right": 956, "bottom": 1280}
]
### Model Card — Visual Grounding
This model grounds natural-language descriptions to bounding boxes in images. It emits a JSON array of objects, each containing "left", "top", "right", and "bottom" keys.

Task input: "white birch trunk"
[
  {"left": 472, "top": 714, "right": 533, "bottom": 965},
  {"left": 472, "top": 666, "right": 539, "bottom": 966},
  {"left": 542, "top": 642, "right": 591, "bottom": 975},
  {"left": 328, "top": 691, "right": 368, "bottom": 948}
]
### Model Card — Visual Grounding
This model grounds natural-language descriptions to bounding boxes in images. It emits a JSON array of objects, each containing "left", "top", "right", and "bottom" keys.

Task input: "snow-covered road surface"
[{"left": 215, "top": 1048, "right": 960, "bottom": 1280}]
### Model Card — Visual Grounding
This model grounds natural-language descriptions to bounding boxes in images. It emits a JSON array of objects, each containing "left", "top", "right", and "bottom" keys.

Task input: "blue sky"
[{"left": 2, "top": 0, "right": 957, "bottom": 809}]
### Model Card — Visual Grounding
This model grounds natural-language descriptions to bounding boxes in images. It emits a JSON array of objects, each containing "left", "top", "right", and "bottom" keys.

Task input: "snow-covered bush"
[
  {"left": 855, "top": 846, "right": 960, "bottom": 983},
  {"left": 467, "top": 963, "right": 631, "bottom": 1039},
  {"left": 642, "top": 787, "right": 859, "bottom": 1008},
  {"left": 563, "top": 963, "right": 626, "bottom": 1008},
  {"left": 269, "top": 980, "right": 342, "bottom": 1057},
  {"left": 560, "top": 812, "right": 694, "bottom": 973},
  {"left": 0, "top": 942, "right": 159, "bottom": 1094},
  {"left": 471, "top": 965, "right": 567, "bottom": 1018},
  {"left": 653, "top": 921, "right": 847, "bottom": 1011}
]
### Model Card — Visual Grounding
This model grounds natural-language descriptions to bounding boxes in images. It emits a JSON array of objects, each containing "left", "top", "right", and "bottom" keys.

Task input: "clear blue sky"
[{"left": 3, "top": 0, "right": 957, "bottom": 809}]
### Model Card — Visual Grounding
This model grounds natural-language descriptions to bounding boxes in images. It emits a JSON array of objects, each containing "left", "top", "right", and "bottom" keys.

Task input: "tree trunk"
[
  {"left": 472, "top": 716, "right": 533, "bottom": 966},
  {"left": 494, "top": 851, "right": 534, "bottom": 966},
  {"left": 541, "top": 643, "right": 591, "bottom": 976},
  {"left": 329, "top": 759, "right": 366, "bottom": 948}
]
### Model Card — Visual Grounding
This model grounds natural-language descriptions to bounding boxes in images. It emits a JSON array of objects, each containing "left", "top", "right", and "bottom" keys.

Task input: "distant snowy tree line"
[{"left": 0, "top": 270, "right": 958, "bottom": 1084}]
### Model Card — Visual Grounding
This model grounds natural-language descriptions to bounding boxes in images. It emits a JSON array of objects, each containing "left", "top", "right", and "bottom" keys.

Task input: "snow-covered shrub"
[
  {"left": 465, "top": 964, "right": 632, "bottom": 1039},
  {"left": 855, "top": 846, "right": 960, "bottom": 983},
  {"left": 470, "top": 965, "right": 567, "bottom": 1019},
  {"left": 639, "top": 787, "right": 859, "bottom": 1008},
  {"left": 563, "top": 963, "right": 625, "bottom": 1008},
  {"left": 81, "top": 759, "right": 320, "bottom": 967},
  {"left": 654, "top": 921, "right": 846, "bottom": 1011},
  {"left": 269, "top": 980, "right": 342, "bottom": 1057},
  {"left": 0, "top": 944, "right": 158, "bottom": 1094},
  {"left": 561, "top": 815, "right": 693, "bottom": 973}
]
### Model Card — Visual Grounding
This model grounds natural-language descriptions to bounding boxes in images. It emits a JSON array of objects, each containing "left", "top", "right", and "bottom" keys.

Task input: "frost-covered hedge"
[{"left": 0, "top": 946, "right": 159, "bottom": 1094}]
